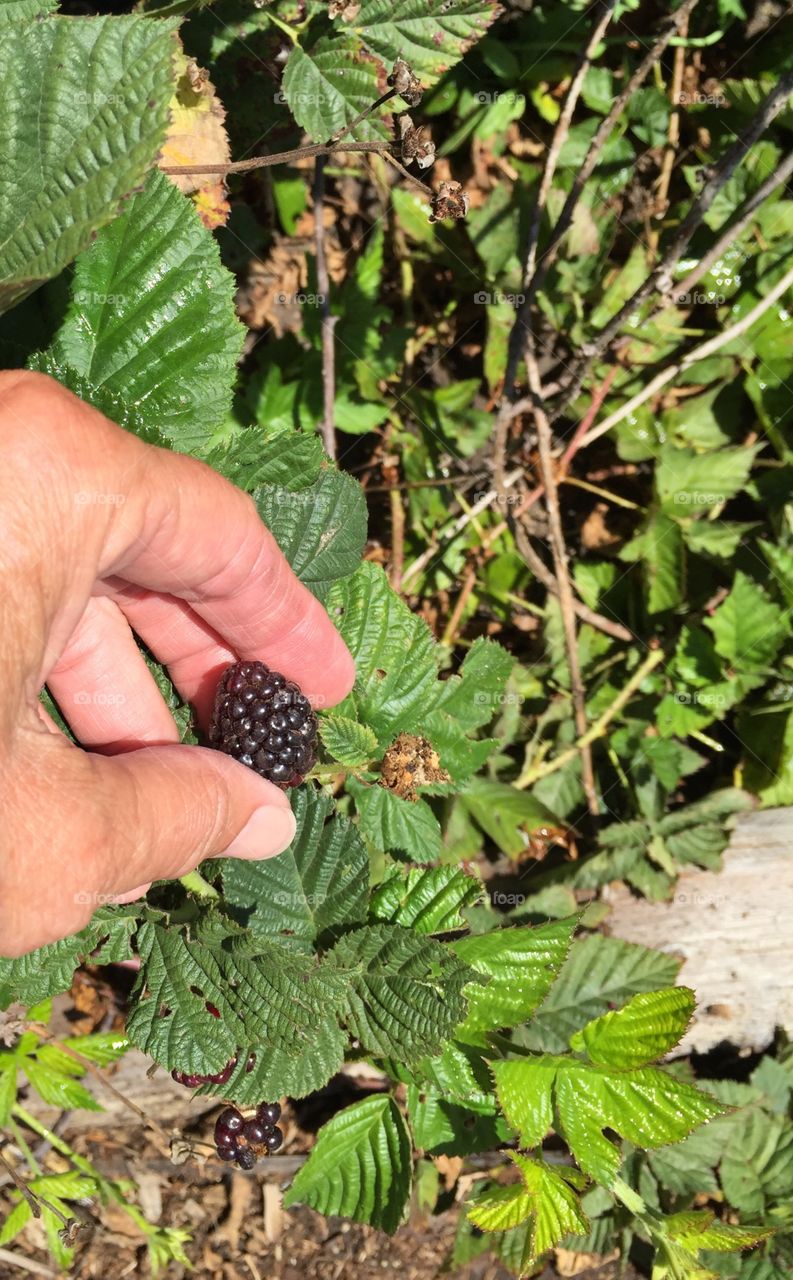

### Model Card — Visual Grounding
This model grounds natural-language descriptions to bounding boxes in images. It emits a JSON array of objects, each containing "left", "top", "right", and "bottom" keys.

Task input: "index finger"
[{"left": 4, "top": 372, "right": 356, "bottom": 709}]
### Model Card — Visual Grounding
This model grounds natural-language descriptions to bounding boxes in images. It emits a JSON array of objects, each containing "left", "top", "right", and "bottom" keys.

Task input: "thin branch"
[
  {"left": 533, "top": 0, "right": 700, "bottom": 291},
  {"left": 553, "top": 68, "right": 793, "bottom": 417},
  {"left": 328, "top": 88, "right": 398, "bottom": 146},
  {"left": 160, "top": 141, "right": 390, "bottom": 176},
  {"left": 0, "top": 1247, "right": 58, "bottom": 1278},
  {"left": 668, "top": 147, "right": 793, "bottom": 305},
  {"left": 648, "top": 11, "right": 688, "bottom": 255},
  {"left": 526, "top": 349, "right": 599, "bottom": 816},
  {"left": 503, "top": 0, "right": 619, "bottom": 400},
  {"left": 519, "top": 648, "right": 665, "bottom": 786},
  {"left": 313, "top": 157, "right": 337, "bottom": 460},
  {"left": 577, "top": 259, "right": 793, "bottom": 449}
]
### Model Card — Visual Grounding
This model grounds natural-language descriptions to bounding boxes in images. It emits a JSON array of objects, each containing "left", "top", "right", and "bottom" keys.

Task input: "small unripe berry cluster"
[{"left": 214, "top": 1103, "right": 283, "bottom": 1169}]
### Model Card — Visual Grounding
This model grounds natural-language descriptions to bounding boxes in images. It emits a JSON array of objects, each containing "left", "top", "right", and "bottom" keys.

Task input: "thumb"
[{"left": 0, "top": 733, "right": 296, "bottom": 957}]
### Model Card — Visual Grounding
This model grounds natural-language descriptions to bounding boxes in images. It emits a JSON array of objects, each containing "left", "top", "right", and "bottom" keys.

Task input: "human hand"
[{"left": 0, "top": 371, "right": 355, "bottom": 958}]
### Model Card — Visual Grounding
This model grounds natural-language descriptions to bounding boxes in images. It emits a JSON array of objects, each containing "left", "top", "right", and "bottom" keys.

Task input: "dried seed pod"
[
  {"left": 429, "top": 181, "right": 469, "bottom": 223},
  {"left": 399, "top": 116, "right": 435, "bottom": 170},
  {"left": 388, "top": 58, "right": 423, "bottom": 107}
]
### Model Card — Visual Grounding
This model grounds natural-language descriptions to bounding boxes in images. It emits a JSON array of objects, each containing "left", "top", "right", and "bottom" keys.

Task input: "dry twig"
[{"left": 312, "top": 158, "right": 337, "bottom": 460}]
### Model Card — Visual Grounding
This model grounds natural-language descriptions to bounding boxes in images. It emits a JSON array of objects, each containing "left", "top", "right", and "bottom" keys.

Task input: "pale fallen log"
[{"left": 604, "top": 806, "right": 793, "bottom": 1056}]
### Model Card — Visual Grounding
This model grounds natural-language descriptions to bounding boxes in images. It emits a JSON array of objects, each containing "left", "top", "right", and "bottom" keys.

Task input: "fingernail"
[{"left": 222, "top": 804, "right": 296, "bottom": 860}]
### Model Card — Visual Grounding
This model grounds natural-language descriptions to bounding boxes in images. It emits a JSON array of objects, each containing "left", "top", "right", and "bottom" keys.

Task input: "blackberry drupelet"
[{"left": 209, "top": 661, "right": 317, "bottom": 788}]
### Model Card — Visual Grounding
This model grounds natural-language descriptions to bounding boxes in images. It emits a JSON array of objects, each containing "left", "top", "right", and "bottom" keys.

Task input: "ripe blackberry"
[
  {"left": 264, "top": 1128, "right": 283, "bottom": 1153},
  {"left": 217, "top": 1107, "right": 245, "bottom": 1135},
  {"left": 243, "top": 1118, "right": 268, "bottom": 1145},
  {"left": 257, "top": 1101, "right": 281, "bottom": 1126},
  {"left": 236, "top": 1147, "right": 257, "bottom": 1170},
  {"left": 209, "top": 661, "right": 317, "bottom": 789}
]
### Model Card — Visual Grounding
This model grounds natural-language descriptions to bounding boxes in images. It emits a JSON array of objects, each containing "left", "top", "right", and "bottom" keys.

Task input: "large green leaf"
[
  {"left": 40, "top": 169, "right": 244, "bottom": 451},
  {"left": 255, "top": 469, "right": 368, "bottom": 601},
  {"left": 458, "top": 777, "right": 560, "bottom": 858},
  {"left": 284, "top": 1095, "right": 412, "bottom": 1233},
  {"left": 205, "top": 428, "right": 325, "bottom": 493},
  {"left": 705, "top": 572, "right": 786, "bottom": 670},
  {"left": 282, "top": 34, "right": 386, "bottom": 144},
  {"left": 355, "top": 0, "right": 501, "bottom": 82},
  {"left": 719, "top": 1109, "right": 793, "bottom": 1214},
  {"left": 328, "top": 562, "right": 441, "bottom": 745},
  {"left": 620, "top": 511, "right": 683, "bottom": 613},
  {"left": 451, "top": 917, "right": 578, "bottom": 1040},
  {"left": 348, "top": 778, "right": 443, "bottom": 861},
  {"left": 468, "top": 1153, "right": 588, "bottom": 1269},
  {"left": 219, "top": 787, "right": 369, "bottom": 948},
  {"left": 370, "top": 865, "right": 483, "bottom": 934},
  {"left": 570, "top": 987, "right": 696, "bottom": 1068},
  {"left": 495, "top": 1055, "right": 722, "bottom": 1186},
  {"left": 656, "top": 444, "right": 758, "bottom": 513},
  {"left": 0, "top": 910, "right": 133, "bottom": 1009},
  {"left": 409, "top": 1083, "right": 502, "bottom": 1155},
  {"left": 0, "top": 15, "right": 177, "bottom": 312},
  {"left": 436, "top": 638, "right": 515, "bottom": 731},
  {"left": 329, "top": 923, "right": 473, "bottom": 1060},
  {"left": 519, "top": 933, "right": 681, "bottom": 1054}
]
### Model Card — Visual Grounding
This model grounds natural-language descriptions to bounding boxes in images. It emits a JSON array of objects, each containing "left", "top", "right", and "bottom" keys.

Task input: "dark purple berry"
[
  {"left": 217, "top": 1107, "right": 244, "bottom": 1135},
  {"left": 217, "top": 1146, "right": 238, "bottom": 1162},
  {"left": 257, "top": 1102, "right": 281, "bottom": 1125},
  {"left": 264, "top": 1127, "right": 284, "bottom": 1152},
  {"left": 243, "top": 1119, "right": 267, "bottom": 1144},
  {"left": 215, "top": 1121, "right": 238, "bottom": 1148},
  {"left": 208, "top": 1060, "right": 235, "bottom": 1085},
  {"left": 246, "top": 1053, "right": 256, "bottom": 1073},
  {"left": 236, "top": 1147, "right": 257, "bottom": 1170},
  {"left": 209, "top": 661, "right": 317, "bottom": 789}
]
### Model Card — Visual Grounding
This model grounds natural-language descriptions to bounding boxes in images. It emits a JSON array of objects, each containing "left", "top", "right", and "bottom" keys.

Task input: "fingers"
[
  {"left": 47, "top": 596, "right": 180, "bottom": 750},
  {"left": 103, "top": 582, "right": 236, "bottom": 726},
  {"left": 1, "top": 371, "right": 355, "bottom": 710},
  {"left": 0, "top": 728, "right": 296, "bottom": 958},
  {"left": 112, "top": 459, "right": 356, "bottom": 707}
]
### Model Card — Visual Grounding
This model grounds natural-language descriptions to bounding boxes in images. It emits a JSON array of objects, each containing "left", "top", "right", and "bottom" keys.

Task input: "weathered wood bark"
[{"left": 604, "top": 806, "right": 793, "bottom": 1056}]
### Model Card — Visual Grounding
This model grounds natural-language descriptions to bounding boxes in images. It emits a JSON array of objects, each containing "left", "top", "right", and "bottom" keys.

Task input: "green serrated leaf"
[
  {"left": 620, "top": 511, "right": 684, "bottom": 613},
  {"left": 408, "top": 1084, "right": 502, "bottom": 1155},
  {"left": 0, "top": 917, "right": 113, "bottom": 1009},
  {"left": 205, "top": 428, "right": 325, "bottom": 493},
  {"left": 569, "top": 988, "right": 696, "bottom": 1068},
  {"left": 451, "top": 917, "right": 577, "bottom": 1040},
  {"left": 719, "top": 1109, "right": 793, "bottom": 1214},
  {"left": 282, "top": 33, "right": 386, "bottom": 145},
  {"left": 328, "top": 563, "right": 441, "bottom": 745},
  {"left": 520, "top": 933, "right": 681, "bottom": 1054},
  {"left": 255, "top": 469, "right": 367, "bottom": 601},
  {"left": 555, "top": 1059, "right": 723, "bottom": 1186},
  {"left": 656, "top": 444, "right": 758, "bottom": 513},
  {"left": 437, "top": 638, "right": 515, "bottom": 730},
  {"left": 126, "top": 922, "right": 241, "bottom": 1075},
  {"left": 356, "top": 0, "right": 500, "bottom": 82},
  {"left": 468, "top": 1154, "right": 589, "bottom": 1266},
  {"left": 61, "top": 1032, "right": 129, "bottom": 1068},
  {"left": 458, "top": 777, "right": 560, "bottom": 858},
  {"left": 370, "top": 865, "right": 483, "bottom": 933},
  {"left": 349, "top": 778, "right": 442, "bottom": 861},
  {"left": 705, "top": 572, "right": 786, "bottom": 670},
  {"left": 284, "top": 1095, "right": 412, "bottom": 1233},
  {"left": 22, "top": 1057, "right": 101, "bottom": 1112},
  {"left": 0, "top": 15, "right": 177, "bottom": 312},
  {"left": 39, "top": 168, "right": 244, "bottom": 451},
  {"left": 220, "top": 787, "right": 369, "bottom": 947},
  {"left": 329, "top": 923, "right": 472, "bottom": 1060},
  {"left": 320, "top": 715, "right": 379, "bottom": 766}
]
